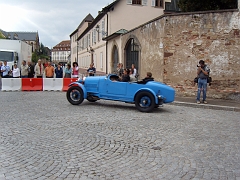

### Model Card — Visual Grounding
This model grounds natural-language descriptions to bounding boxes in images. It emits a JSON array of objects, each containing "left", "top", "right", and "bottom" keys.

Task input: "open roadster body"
[{"left": 66, "top": 74, "right": 175, "bottom": 112}]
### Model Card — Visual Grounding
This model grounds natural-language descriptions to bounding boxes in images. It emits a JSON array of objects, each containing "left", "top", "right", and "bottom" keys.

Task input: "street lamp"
[
  {"left": 87, "top": 46, "right": 94, "bottom": 64},
  {"left": 95, "top": 25, "right": 107, "bottom": 36}
]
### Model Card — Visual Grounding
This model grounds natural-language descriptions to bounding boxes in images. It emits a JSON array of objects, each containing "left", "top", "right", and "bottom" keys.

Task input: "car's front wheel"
[
  {"left": 66, "top": 86, "right": 84, "bottom": 105},
  {"left": 135, "top": 91, "right": 155, "bottom": 112}
]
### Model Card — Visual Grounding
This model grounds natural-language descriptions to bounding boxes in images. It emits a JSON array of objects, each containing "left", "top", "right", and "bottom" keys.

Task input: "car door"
[{"left": 106, "top": 80, "right": 127, "bottom": 96}]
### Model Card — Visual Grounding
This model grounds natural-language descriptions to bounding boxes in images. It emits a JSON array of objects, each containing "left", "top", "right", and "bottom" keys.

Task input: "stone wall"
[{"left": 121, "top": 10, "right": 240, "bottom": 99}]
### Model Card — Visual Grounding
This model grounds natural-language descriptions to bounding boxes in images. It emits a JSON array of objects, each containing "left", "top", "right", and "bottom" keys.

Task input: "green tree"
[
  {"left": 178, "top": 0, "right": 237, "bottom": 12},
  {"left": 0, "top": 32, "right": 6, "bottom": 39},
  {"left": 31, "top": 51, "right": 38, "bottom": 63},
  {"left": 31, "top": 43, "right": 51, "bottom": 63}
]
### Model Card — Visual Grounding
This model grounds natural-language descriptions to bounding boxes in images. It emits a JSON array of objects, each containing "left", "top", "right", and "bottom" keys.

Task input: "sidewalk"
[
  {"left": 78, "top": 67, "right": 106, "bottom": 77},
  {"left": 172, "top": 96, "right": 240, "bottom": 112}
]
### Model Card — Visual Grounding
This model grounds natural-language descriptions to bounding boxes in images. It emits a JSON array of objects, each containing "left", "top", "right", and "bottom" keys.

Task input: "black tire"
[
  {"left": 135, "top": 91, "right": 155, "bottom": 112},
  {"left": 66, "top": 86, "right": 84, "bottom": 105}
]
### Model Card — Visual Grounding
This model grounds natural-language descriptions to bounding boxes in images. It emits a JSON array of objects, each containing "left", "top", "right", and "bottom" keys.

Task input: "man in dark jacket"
[
  {"left": 55, "top": 63, "right": 63, "bottom": 78},
  {"left": 121, "top": 69, "right": 130, "bottom": 82},
  {"left": 143, "top": 72, "right": 154, "bottom": 82},
  {"left": 27, "top": 61, "right": 35, "bottom": 78}
]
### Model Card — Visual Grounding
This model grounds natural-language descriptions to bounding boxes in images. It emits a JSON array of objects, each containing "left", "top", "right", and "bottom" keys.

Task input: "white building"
[{"left": 51, "top": 40, "right": 71, "bottom": 64}]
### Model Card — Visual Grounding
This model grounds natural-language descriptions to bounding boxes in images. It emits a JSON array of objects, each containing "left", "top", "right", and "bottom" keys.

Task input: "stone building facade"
[{"left": 118, "top": 9, "right": 240, "bottom": 99}]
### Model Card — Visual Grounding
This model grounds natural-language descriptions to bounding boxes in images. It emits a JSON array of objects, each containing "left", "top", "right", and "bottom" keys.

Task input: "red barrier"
[
  {"left": 22, "top": 78, "right": 43, "bottom": 91},
  {"left": 62, "top": 78, "right": 78, "bottom": 91}
]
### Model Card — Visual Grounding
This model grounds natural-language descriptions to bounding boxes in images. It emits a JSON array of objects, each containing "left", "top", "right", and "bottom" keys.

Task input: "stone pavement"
[{"left": 0, "top": 91, "right": 239, "bottom": 180}]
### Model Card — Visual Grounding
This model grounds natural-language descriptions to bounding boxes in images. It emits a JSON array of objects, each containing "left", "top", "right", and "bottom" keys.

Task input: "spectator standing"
[
  {"left": 34, "top": 59, "right": 44, "bottom": 78},
  {"left": 129, "top": 68, "right": 136, "bottom": 82},
  {"left": 72, "top": 62, "right": 79, "bottom": 78},
  {"left": 20, "top": 60, "right": 28, "bottom": 78},
  {"left": 0, "top": 61, "right": 2, "bottom": 90},
  {"left": 1, "top": 61, "right": 11, "bottom": 78},
  {"left": 12, "top": 64, "right": 20, "bottom": 78},
  {"left": 64, "top": 64, "right": 72, "bottom": 78},
  {"left": 87, "top": 63, "right": 96, "bottom": 76},
  {"left": 131, "top": 64, "right": 137, "bottom": 77},
  {"left": 196, "top": 60, "right": 210, "bottom": 104},
  {"left": 0, "top": 61, "right": 3, "bottom": 78},
  {"left": 55, "top": 63, "right": 63, "bottom": 78},
  {"left": 119, "top": 63, "right": 124, "bottom": 77},
  {"left": 27, "top": 61, "right": 35, "bottom": 78},
  {"left": 45, "top": 61, "right": 54, "bottom": 78}
]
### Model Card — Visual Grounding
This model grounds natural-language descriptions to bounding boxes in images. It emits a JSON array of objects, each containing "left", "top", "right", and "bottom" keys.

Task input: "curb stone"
[{"left": 171, "top": 101, "right": 240, "bottom": 112}]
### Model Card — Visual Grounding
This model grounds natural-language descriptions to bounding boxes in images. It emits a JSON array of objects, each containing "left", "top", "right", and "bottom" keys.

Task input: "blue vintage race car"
[{"left": 66, "top": 74, "right": 175, "bottom": 112}]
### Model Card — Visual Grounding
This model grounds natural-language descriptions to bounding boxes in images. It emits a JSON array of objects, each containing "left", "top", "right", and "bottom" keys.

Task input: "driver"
[{"left": 119, "top": 69, "right": 130, "bottom": 82}]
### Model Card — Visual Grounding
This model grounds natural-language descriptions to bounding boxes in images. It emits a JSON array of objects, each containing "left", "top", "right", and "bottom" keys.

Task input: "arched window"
[{"left": 125, "top": 38, "right": 139, "bottom": 70}]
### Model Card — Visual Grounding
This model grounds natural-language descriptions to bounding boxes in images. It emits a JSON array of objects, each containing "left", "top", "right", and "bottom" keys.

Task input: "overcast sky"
[{"left": 0, "top": 0, "right": 114, "bottom": 48}]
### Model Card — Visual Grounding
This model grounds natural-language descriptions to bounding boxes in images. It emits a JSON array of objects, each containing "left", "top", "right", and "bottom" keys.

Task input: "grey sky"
[{"left": 0, "top": 0, "right": 114, "bottom": 48}]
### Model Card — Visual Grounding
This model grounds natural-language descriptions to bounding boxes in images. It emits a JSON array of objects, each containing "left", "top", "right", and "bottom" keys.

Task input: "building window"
[
  {"left": 156, "top": 0, "right": 163, "bottom": 7},
  {"left": 102, "top": 20, "right": 105, "bottom": 38},
  {"left": 97, "top": 25, "right": 100, "bottom": 42},
  {"left": 88, "top": 34, "right": 91, "bottom": 47},
  {"left": 152, "top": 0, "right": 163, "bottom": 7},
  {"left": 132, "top": 0, "right": 141, "bottom": 5},
  {"left": 92, "top": 31, "right": 94, "bottom": 45},
  {"left": 93, "top": 29, "right": 96, "bottom": 43}
]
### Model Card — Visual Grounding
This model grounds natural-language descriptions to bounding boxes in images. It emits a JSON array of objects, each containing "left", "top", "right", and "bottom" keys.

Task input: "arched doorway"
[
  {"left": 125, "top": 38, "right": 139, "bottom": 71},
  {"left": 111, "top": 45, "right": 119, "bottom": 73}
]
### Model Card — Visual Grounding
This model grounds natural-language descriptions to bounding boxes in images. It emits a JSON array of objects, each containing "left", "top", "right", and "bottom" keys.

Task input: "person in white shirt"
[
  {"left": 131, "top": 64, "right": 137, "bottom": 77},
  {"left": 12, "top": 64, "right": 20, "bottom": 78}
]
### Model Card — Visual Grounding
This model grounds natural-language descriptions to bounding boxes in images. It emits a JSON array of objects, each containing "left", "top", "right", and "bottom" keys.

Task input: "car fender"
[
  {"left": 134, "top": 88, "right": 158, "bottom": 104},
  {"left": 68, "top": 82, "right": 87, "bottom": 99}
]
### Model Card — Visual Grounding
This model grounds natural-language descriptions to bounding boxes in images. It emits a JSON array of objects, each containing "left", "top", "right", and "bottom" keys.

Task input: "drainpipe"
[{"left": 106, "top": 13, "right": 108, "bottom": 74}]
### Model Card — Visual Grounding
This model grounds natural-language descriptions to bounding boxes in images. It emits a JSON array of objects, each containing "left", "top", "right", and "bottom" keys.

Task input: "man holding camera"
[{"left": 196, "top": 60, "right": 210, "bottom": 104}]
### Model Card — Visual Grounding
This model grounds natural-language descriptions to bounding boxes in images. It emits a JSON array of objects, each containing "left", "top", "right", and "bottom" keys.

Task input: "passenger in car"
[
  {"left": 120, "top": 69, "right": 130, "bottom": 82},
  {"left": 143, "top": 72, "right": 154, "bottom": 82},
  {"left": 129, "top": 68, "right": 136, "bottom": 82}
]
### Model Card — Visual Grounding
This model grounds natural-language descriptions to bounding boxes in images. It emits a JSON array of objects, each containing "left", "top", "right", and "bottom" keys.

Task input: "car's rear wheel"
[
  {"left": 66, "top": 86, "right": 84, "bottom": 105},
  {"left": 135, "top": 91, "right": 155, "bottom": 112}
]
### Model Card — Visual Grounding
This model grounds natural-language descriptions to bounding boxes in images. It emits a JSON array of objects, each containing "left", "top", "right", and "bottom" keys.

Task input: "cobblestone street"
[{"left": 0, "top": 92, "right": 239, "bottom": 180}]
